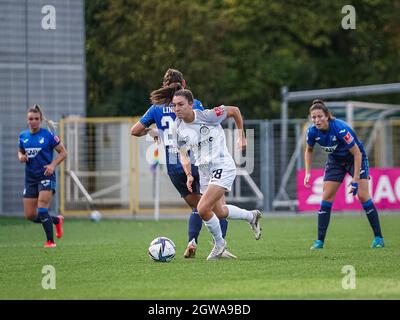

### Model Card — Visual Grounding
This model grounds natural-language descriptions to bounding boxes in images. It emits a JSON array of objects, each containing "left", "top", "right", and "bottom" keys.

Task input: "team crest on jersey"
[
  {"left": 25, "top": 148, "right": 42, "bottom": 158},
  {"left": 23, "top": 139, "right": 29, "bottom": 143},
  {"left": 331, "top": 136, "right": 337, "bottom": 142},
  {"left": 343, "top": 132, "right": 354, "bottom": 144},
  {"left": 200, "top": 125, "right": 210, "bottom": 135},
  {"left": 39, "top": 137, "right": 45, "bottom": 144},
  {"left": 214, "top": 107, "right": 224, "bottom": 117}
]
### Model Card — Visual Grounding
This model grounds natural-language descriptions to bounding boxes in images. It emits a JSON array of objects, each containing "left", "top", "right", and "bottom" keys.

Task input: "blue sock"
[
  {"left": 362, "top": 199, "right": 383, "bottom": 237},
  {"left": 33, "top": 215, "right": 59, "bottom": 225},
  {"left": 219, "top": 218, "right": 228, "bottom": 239},
  {"left": 317, "top": 200, "right": 332, "bottom": 242},
  {"left": 38, "top": 208, "right": 54, "bottom": 242},
  {"left": 188, "top": 209, "right": 202, "bottom": 243}
]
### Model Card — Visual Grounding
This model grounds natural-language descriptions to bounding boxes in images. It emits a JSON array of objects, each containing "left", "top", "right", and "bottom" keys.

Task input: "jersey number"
[
  {"left": 212, "top": 169, "right": 223, "bottom": 179},
  {"left": 161, "top": 116, "right": 174, "bottom": 147}
]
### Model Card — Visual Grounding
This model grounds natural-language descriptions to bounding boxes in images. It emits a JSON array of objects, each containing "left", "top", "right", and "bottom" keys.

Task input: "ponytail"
[{"left": 150, "top": 82, "right": 183, "bottom": 105}]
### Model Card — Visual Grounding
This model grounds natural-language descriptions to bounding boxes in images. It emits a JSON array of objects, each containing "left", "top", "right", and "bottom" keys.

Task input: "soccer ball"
[
  {"left": 148, "top": 237, "right": 176, "bottom": 262},
  {"left": 90, "top": 210, "right": 102, "bottom": 222}
]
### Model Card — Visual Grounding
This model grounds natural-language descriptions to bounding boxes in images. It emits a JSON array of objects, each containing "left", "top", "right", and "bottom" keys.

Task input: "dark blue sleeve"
[
  {"left": 18, "top": 133, "right": 24, "bottom": 150},
  {"left": 193, "top": 99, "right": 204, "bottom": 111},
  {"left": 306, "top": 126, "right": 316, "bottom": 147},
  {"left": 139, "top": 106, "right": 156, "bottom": 128},
  {"left": 49, "top": 131, "right": 61, "bottom": 149},
  {"left": 335, "top": 121, "right": 356, "bottom": 149}
]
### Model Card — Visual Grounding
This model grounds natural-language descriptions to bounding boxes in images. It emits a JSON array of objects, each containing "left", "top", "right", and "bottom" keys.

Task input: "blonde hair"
[{"left": 27, "top": 104, "right": 58, "bottom": 132}]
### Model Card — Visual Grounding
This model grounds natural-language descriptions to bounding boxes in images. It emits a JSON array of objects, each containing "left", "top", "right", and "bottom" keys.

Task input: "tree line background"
[{"left": 86, "top": 0, "right": 400, "bottom": 119}]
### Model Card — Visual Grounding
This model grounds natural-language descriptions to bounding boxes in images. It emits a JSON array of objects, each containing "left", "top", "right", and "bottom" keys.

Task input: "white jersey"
[{"left": 174, "top": 105, "right": 235, "bottom": 168}]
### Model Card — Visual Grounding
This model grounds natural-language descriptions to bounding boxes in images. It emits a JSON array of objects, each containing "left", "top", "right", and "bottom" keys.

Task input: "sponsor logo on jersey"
[
  {"left": 321, "top": 145, "right": 338, "bottom": 153},
  {"left": 214, "top": 107, "right": 224, "bottom": 117},
  {"left": 343, "top": 132, "right": 354, "bottom": 144},
  {"left": 189, "top": 136, "right": 214, "bottom": 150},
  {"left": 200, "top": 125, "right": 210, "bottom": 135},
  {"left": 39, "top": 137, "right": 45, "bottom": 144},
  {"left": 25, "top": 148, "right": 42, "bottom": 158}
]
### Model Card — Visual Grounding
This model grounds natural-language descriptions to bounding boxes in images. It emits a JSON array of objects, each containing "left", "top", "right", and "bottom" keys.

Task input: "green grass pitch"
[{"left": 0, "top": 213, "right": 399, "bottom": 299}]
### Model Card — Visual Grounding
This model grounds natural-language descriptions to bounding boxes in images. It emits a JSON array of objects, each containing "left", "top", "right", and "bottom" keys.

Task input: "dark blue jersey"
[
  {"left": 306, "top": 119, "right": 366, "bottom": 160},
  {"left": 139, "top": 99, "right": 204, "bottom": 175},
  {"left": 19, "top": 128, "right": 60, "bottom": 182}
]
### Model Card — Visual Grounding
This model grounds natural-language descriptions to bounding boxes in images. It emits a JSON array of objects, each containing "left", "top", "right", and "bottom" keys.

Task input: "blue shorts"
[
  {"left": 23, "top": 179, "right": 56, "bottom": 198},
  {"left": 323, "top": 156, "right": 370, "bottom": 182},
  {"left": 169, "top": 172, "right": 200, "bottom": 198}
]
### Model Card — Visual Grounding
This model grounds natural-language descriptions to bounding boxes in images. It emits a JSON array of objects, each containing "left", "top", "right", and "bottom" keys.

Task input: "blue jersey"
[
  {"left": 19, "top": 128, "right": 60, "bottom": 182},
  {"left": 139, "top": 99, "right": 204, "bottom": 175},
  {"left": 306, "top": 119, "right": 366, "bottom": 160}
]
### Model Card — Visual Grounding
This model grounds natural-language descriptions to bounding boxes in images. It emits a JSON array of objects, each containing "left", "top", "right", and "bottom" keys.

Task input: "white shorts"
[{"left": 199, "top": 163, "right": 236, "bottom": 194}]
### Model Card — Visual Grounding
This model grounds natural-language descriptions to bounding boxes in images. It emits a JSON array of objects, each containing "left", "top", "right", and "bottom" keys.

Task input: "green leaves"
[{"left": 86, "top": 0, "right": 399, "bottom": 119}]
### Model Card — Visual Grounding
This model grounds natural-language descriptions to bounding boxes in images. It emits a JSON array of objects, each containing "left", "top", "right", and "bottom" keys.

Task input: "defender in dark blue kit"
[
  {"left": 131, "top": 69, "right": 229, "bottom": 258},
  {"left": 18, "top": 105, "right": 67, "bottom": 248},
  {"left": 304, "top": 100, "right": 384, "bottom": 249}
]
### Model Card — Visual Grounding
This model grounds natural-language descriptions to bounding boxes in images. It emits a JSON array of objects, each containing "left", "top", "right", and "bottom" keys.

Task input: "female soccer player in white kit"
[{"left": 172, "top": 89, "right": 262, "bottom": 260}]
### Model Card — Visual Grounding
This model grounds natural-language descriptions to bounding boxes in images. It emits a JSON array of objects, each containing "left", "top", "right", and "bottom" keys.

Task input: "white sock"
[
  {"left": 204, "top": 214, "right": 224, "bottom": 246},
  {"left": 225, "top": 205, "right": 253, "bottom": 222}
]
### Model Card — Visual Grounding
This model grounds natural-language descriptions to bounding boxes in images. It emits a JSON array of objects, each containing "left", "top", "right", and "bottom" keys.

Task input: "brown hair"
[
  {"left": 309, "top": 99, "right": 335, "bottom": 120},
  {"left": 27, "top": 104, "right": 57, "bottom": 132},
  {"left": 150, "top": 69, "right": 185, "bottom": 105},
  {"left": 173, "top": 89, "right": 194, "bottom": 104}
]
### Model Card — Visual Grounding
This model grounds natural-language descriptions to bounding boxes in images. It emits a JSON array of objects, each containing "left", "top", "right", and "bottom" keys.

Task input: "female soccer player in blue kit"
[
  {"left": 131, "top": 69, "right": 229, "bottom": 258},
  {"left": 18, "top": 105, "right": 67, "bottom": 247},
  {"left": 304, "top": 100, "right": 384, "bottom": 249}
]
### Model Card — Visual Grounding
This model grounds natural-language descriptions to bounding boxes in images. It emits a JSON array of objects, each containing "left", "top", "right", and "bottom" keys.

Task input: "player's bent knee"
[
  {"left": 322, "top": 196, "right": 335, "bottom": 203},
  {"left": 24, "top": 212, "right": 36, "bottom": 221},
  {"left": 358, "top": 194, "right": 370, "bottom": 203},
  {"left": 197, "top": 205, "right": 212, "bottom": 220}
]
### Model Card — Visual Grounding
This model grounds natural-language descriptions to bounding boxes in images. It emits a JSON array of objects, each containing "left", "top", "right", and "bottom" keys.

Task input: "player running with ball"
[
  {"left": 131, "top": 69, "right": 229, "bottom": 258},
  {"left": 172, "top": 89, "right": 262, "bottom": 260}
]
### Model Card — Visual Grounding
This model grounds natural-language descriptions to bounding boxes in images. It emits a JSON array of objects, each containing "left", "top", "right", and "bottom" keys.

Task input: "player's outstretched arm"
[
  {"left": 225, "top": 106, "right": 246, "bottom": 150},
  {"left": 304, "top": 145, "right": 313, "bottom": 188},
  {"left": 131, "top": 122, "right": 151, "bottom": 137},
  {"left": 131, "top": 122, "right": 159, "bottom": 142}
]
